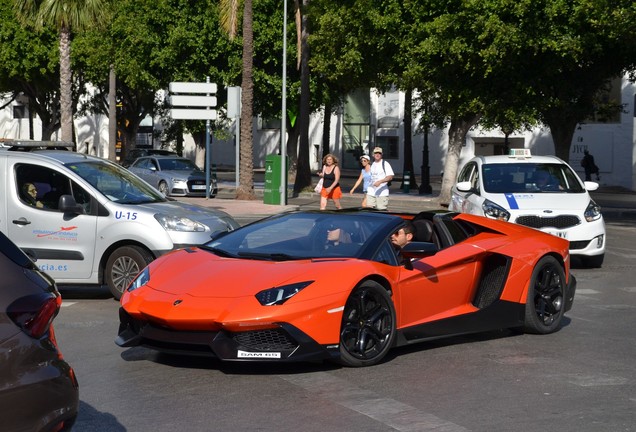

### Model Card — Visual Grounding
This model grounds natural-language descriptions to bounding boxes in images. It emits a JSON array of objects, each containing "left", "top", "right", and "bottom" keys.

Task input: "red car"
[{"left": 117, "top": 210, "right": 576, "bottom": 367}]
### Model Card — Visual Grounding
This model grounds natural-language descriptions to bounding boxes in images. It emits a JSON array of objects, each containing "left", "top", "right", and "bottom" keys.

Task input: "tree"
[
  {"left": 0, "top": 0, "right": 61, "bottom": 140},
  {"left": 294, "top": 0, "right": 312, "bottom": 196},
  {"left": 220, "top": 0, "right": 256, "bottom": 200},
  {"left": 12, "top": 0, "right": 109, "bottom": 144}
]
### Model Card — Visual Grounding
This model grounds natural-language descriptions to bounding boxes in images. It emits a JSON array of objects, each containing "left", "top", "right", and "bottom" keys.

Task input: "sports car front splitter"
[{"left": 116, "top": 308, "right": 340, "bottom": 363}]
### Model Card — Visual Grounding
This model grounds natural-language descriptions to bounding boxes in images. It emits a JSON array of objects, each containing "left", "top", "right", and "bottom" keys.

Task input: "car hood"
[
  {"left": 120, "top": 200, "right": 238, "bottom": 228},
  {"left": 146, "top": 248, "right": 351, "bottom": 298},
  {"left": 490, "top": 192, "right": 592, "bottom": 212}
]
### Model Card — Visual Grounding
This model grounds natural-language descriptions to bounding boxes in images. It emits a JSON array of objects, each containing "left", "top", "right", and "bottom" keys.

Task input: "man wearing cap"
[{"left": 366, "top": 146, "right": 394, "bottom": 210}]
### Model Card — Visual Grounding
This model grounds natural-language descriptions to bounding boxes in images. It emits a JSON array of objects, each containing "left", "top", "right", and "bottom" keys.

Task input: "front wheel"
[
  {"left": 105, "top": 246, "right": 154, "bottom": 300},
  {"left": 339, "top": 281, "right": 396, "bottom": 367},
  {"left": 158, "top": 181, "right": 169, "bottom": 196},
  {"left": 523, "top": 256, "right": 566, "bottom": 334}
]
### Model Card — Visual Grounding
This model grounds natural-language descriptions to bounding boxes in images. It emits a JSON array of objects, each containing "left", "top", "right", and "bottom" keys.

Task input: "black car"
[{"left": 0, "top": 231, "right": 79, "bottom": 431}]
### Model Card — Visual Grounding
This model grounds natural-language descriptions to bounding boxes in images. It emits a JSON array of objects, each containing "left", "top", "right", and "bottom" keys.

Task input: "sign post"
[{"left": 169, "top": 80, "right": 217, "bottom": 199}]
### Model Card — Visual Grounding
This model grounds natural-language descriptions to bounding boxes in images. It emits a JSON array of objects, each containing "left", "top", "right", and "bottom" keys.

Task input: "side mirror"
[
  {"left": 401, "top": 241, "right": 438, "bottom": 259},
  {"left": 583, "top": 181, "right": 599, "bottom": 191},
  {"left": 58, "top": 194, "right": 85, "bottom": 214},
  {"left": 455, "top": 181, "right": 473, "bottom": 192}
]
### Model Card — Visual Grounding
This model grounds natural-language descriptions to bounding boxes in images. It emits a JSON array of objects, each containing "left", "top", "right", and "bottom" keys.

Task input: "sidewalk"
[{"left": 180, "top": 174, "right": 636, "bottom": 221}]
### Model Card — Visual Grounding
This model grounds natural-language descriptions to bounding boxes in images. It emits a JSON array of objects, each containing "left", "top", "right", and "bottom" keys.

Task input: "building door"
[{"left": 342, "top": 89, "right": 371, "bottom": 169}]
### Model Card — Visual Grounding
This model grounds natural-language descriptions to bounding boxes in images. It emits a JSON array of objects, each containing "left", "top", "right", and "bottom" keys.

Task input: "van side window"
[{"left": 15, "top": 163, "right": 72, "bottom": 211}]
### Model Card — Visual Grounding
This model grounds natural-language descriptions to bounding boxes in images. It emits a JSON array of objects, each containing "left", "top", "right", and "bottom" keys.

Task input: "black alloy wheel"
[
  {"left": 339, "top": 281, "right": 396, "bottom": 367},
  {"left": 524, "top": 256, "right": 566, "bottom": 334}
]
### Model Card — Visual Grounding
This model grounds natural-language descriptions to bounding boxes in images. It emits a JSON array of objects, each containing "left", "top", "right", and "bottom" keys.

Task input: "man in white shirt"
[{"left": 366, "top": 147, "right": 394, "bottom": 210}]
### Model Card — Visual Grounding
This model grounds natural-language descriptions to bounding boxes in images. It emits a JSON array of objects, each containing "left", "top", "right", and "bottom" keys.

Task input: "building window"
[
  {"left": 375, "top": 136, "right": 399, "bottom": 159},
  {"left": 259, "top": 117, "right": 281, "bottom": 130},
  {"left": 13, "top": 105, "right": 28, "bottom": 119}
]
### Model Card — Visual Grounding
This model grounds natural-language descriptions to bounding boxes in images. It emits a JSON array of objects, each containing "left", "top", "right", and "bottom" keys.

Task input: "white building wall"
[{"left": 2, "top": 75, "right": 634, "bottom": 190}]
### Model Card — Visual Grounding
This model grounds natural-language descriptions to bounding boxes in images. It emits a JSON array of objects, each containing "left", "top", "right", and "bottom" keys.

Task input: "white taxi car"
[{"left": 450, "top": 149, "right": 605, "bottom": 267}]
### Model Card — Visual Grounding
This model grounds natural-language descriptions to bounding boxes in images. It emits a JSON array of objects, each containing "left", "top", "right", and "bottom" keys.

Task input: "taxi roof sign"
[{"left": 508, "top": 148, "right": 532, "bottom": 158}]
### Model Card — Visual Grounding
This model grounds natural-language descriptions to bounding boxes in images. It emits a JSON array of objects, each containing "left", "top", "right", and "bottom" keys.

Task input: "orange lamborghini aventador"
[{"left": 116, "top": 209, "right": 576, "bottom": 367}]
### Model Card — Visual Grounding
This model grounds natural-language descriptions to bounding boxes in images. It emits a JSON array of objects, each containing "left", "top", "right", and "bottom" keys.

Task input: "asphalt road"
[{"left": 55, "top": 219, "right": 636, "bottom": 432}]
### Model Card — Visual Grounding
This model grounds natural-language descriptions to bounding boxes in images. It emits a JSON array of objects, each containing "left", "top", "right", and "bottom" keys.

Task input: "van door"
[{"left": 7, "top": 161, "right": 98, "bottom": 282}]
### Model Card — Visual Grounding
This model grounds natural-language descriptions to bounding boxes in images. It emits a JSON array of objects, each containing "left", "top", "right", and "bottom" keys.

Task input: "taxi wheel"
[
  {"left": 105, "top": 246, "right": 154, "bottom": 300},
  {"left": 158, "top": 181, "right": 169, "bottom": 196},
  {"left": 338, "top": 281, "right": 396, "bottom": 367},
  {"left": 523, "top": 256, "right": 566, "bottom": 334}
]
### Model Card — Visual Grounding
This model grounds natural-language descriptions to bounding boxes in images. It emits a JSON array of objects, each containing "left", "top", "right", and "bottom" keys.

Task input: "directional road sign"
[
  {"left": 169, "top": 82, "right": 217, "bottom": 94},
  {"left": 169, "top": 95, "right": 217, "bottom": 107},
  {"left": 169, "top": 109, "right": 217, "bottom": 120}
]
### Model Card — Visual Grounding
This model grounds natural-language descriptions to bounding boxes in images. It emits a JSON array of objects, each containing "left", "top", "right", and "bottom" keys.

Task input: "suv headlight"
[
  {"left": 482, "top": 199, "right": 511, "bottom": 221},
  {"left": 155, "top": 214, "right": 206, "bottom": 232},
  {"left": 584, "top": 199, "right": 602, "bottom": 222}
]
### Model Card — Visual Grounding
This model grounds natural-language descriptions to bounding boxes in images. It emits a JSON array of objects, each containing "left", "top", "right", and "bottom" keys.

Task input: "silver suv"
[{"left": 0, "top": 143, "right": 239, "bottom": 299}]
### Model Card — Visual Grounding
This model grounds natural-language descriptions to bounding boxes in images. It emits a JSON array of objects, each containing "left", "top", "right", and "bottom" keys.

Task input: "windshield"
[
  {"left": 204, "top": 213, "right": 387, "bottom": 260},
  {"left": 158, "top": 158, "right": 201, "bottom": 171},
  {"left": 482, "top": 163, "right": 585, "bottom": 193},
  {"left": 66, "top": 160, "right": 166, "bottom": 204}
]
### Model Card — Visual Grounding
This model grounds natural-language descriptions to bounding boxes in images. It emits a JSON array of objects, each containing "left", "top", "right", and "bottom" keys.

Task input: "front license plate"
[
  {"left": 544, "top": 230, "right": 567, "bottom": 239},
  {"left": 237, "top": 350, "right": 281, "bottom": 359},
  {"left": 191, "top": 185, "right": 207, "bottom": 190}
]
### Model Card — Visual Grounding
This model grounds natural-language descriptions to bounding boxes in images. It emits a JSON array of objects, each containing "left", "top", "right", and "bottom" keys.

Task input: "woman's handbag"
[{"left": 314, "top": 178, "right": 323, "bottom": 193}]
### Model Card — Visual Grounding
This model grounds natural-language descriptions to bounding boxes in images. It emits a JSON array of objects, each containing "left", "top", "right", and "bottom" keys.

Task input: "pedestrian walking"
[
  {"left": 581, "top": 150, "right": 600, "bottom": 181},
  {"left": 318, "top": 153, "right": 343, "bottom": 210},
  {"left": 366, "top": 147, "right": 394, "bottom": 210},
  {"left": 349, "top": 154, "right": 372, "bottom": 207}
]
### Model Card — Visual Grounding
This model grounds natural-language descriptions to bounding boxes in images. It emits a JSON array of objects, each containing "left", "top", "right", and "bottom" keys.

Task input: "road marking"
[
  {"left": 61, "top": 302, "right": 77, "bottom": 307},
  {"left": 566, "top": 373, "right": 628, "bottom": 387},
  {"left": 280, "top": 372, "right": 469, "bottom": 432}
]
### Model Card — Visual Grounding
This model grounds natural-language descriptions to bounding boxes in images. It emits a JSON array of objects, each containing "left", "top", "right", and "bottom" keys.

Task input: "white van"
[{"left": 0, "top": 143, "right": 239, "bottom": 299}]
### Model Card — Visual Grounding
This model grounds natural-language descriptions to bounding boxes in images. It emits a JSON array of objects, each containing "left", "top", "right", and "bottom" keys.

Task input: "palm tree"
[
  {"left": 220, "top": 0, "right": 256, "bottom": 200},
  {"left": 13, "top": 0, "right": 108, "bottom": 144}
]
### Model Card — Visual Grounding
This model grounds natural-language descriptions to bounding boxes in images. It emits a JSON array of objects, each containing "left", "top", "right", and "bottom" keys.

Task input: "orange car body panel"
[{"left": 119, "top": 210, "right": 572, "bottom": 359}]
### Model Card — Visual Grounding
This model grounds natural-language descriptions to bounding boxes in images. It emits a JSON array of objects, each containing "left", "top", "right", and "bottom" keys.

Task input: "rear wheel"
[
  {"left": 158, "top": 181, "right": 169, "bottom": 196},
  {"left": 339, "top": 281, "right": 396, "bottom": 367},
  {"left": 523, "top": 256, "right": 566, "bottom": 334},
  {"left": 105, "top": 246, "right": 154, "bottom": 300}
]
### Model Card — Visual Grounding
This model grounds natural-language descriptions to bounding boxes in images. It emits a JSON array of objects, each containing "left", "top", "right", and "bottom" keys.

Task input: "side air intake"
[{"left": 472, "top": 254, "right": 511, "bottom": 309}]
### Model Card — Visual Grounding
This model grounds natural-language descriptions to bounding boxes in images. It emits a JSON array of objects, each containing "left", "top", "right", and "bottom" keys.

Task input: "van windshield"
[{"left": 66, "top": 160, "right": 166, "bottom": 204}]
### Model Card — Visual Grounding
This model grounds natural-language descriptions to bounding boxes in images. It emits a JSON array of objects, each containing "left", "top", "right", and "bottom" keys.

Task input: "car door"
[
  {"left": 129, "top": 157, "right": 159, "bottom": 187},
  {"left": 450, "top": 161, "right": 485, "bottom": 215},
  {"left": 395, "top": 241, "right": 480, "bottom": 331},
  {"left": 7, "top": 160, "right": 98, "bottom": 282}
]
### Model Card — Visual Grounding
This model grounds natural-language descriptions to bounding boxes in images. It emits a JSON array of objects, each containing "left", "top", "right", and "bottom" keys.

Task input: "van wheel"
[{"left": 105, "top": 246, "right": 154, "bottom": 300}]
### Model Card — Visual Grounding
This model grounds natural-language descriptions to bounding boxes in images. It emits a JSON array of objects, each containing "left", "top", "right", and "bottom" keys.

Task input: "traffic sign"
[
  {"left": 169, "top": 109, "right": 217, "bottom": 120},
  {"left": 169, "top": 95, "right": 217, "bottom": 107},
  {"left": 169, "top": 82, "right": 217, "bottom": 94}
]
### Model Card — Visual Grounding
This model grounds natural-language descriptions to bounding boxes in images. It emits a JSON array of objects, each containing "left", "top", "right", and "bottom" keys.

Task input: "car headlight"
[
  {"left": 127, "top": 267, "right": 150, "bottom": 292},
  {"left": 584, "top": 199, "right": 602, "bottom": 222},
  {"left": 154, "top": 214, "right": 206, "bottom": 232},
  {"left": 171, "top": 178, "right": 186, "bottom": 184},
  {"left": 482, "top": 199, "right": 511, "bottom": 221},
  {"left": 255, "top": 281, "right": 314, "bottom": 306}
]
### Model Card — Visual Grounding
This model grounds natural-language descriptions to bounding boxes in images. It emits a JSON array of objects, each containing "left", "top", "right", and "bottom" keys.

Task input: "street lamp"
[
  {"left": 280, "top": 0, "right": 287, "bottom": 205},
  {"left": 419, "top": 123, "right": 432, "bottom": 194}
]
